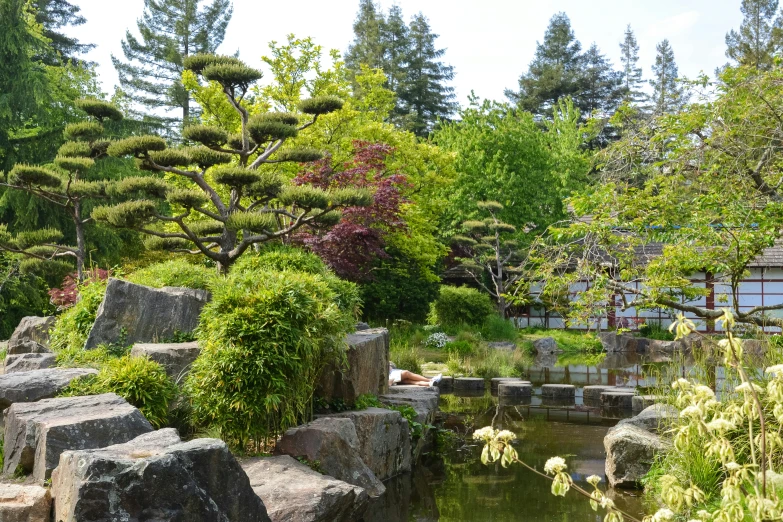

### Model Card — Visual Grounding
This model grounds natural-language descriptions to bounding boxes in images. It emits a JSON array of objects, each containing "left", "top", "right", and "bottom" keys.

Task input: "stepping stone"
[
  {"left": 0, "top": 482, "right": 51, "bottom": 521},
  {"left": 583, "top": 385, "right": 620, "bottom": 403},
  {"left": 632, "top": 395, "right": 661, "bottom": 414},
  {"left": 490, "top": 377, "right": 524, "bottom": 392},
  {"left": 498, "top": 382, "right": 532, "bottom": 398},
  {"left": 3, "top": 393, "right": 153, "bottom": 480},
  {"left": 435, "top": 376, "right": 453, "bottom": 391},
  {"left": 130, "top": 341, "right": 201, "bottom": 380},
  {"left": 52, "top": 428, "right": 270, "bottom": 522},
  {"left": 453, "top": 377, "right": 485, "bottom": 392},
  {"left": 3, "top": 353, "right": 56, "bottom": 373},
  {"left": 243, "top": 455, "right": 367, "bottom": 522},
  {"left": 601, "top": 391, "right": 635, "bottom": 410},
  {"left": 0, "top": 368, "right": 97, "bottom": 410},
  {"left": 498, "top": 394, "right": 532, "bottom": 407},
  {"left": 541, "top": 384, "right": 575, "bottom": 400}
]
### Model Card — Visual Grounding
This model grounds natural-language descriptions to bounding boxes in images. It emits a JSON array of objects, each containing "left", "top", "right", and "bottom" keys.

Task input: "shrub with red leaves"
[
  {"left": 48, "top": 268, "right": 109, "bottom": 308},
  {"left": 294, "top": 141, "right": 411, "bottom": 281}
]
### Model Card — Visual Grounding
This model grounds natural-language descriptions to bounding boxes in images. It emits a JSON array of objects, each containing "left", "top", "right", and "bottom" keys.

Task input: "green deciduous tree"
[
  {"left": 619, "top": 25, "right": 645, "bottom": 104},
  {"left": 725, "top": 0, "right": 783, "bottom": 70},
  {"left": 96, "top": 53, "right": 366, "bottom": 273},
  {"left": 452, "top": 201, "right": 524, "bottom": 317},
  {"left": 650, "top": 39, "right": 686, "bottom": 115},
  {"left": 112, "top": 0, "right": 233, "bottom": 124},
  {"left": 529, "top": 65, "right": 783, "bottom": 330}
]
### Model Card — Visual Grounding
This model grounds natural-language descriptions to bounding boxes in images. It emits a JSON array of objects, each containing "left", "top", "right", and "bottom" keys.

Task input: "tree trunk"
[{"left": 74, "top": 202, "right": 86, "bottom": 282}]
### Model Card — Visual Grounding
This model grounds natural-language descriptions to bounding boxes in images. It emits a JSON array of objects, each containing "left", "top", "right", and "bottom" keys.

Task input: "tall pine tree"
[
  {"left": 398, "top": 13, "right": 457, "bottom": 136},
  {"left": 579, "top": 43, "right": 623, "bottom": 115},
  {"left": 112, "top": 0, "right": 233, "bottom": 125},
  {"left": 650, "top": 39, "right": 685, "bottom": 115},
  {"left": 344, "top": 0, "right": 386, "bottom": 73},
  {"left": 506, "top": 12, "right": 584, "bottom": 117},
  {"left": 725, "top": 0, "right": 783, "bottom": 70},
  {"left": 619, "top": 25, "right": 645, "bottom": 104},
  {"left": 32, "top": 0, "right": 94, "bottom": 65}
]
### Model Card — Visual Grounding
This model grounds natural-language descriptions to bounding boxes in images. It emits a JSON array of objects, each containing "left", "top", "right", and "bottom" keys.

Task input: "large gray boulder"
[
  {"left": 84, "top": 278, "right": 209, "bottom": 349},
  {"left": 7, "top": 340, "right": 51, "bottom": 356},
  {"left": 618, "top": 404, "right": 679, "bottom": 433},
  {"left": 604, "top": 423, "right": 669, "bottom": 488},
  {"left": 276, "top": 417, "right": 385, "bottom": 497},
  {"left": 8, "top": 316, "right": 56, "bottom": 352},
  {"left": 317, "top": 328, "right": 389, "bottom": 403},
  {"left": 0, "top": 368, "right": 97, "bottom": 410},
  {"left": 52, "top": 428, "right": 270, "bottom": 522},
  {"left": 0, "top": 482, "right": 51, "bottom": 522},
  {"left": 242, "top": 455, "right": 368, "bottom": 522},
  {"left": 598, "top": 332, "right": 650, "bottom": 353},
  {"left": 130, "top": 341, "right": 201, "bottom": 381},
  {"left": 329, "top": 407, "right": 411, "bottom": 481},
  {"left": 3, "top": 392, "right": 153, "bottom": 480},
  {"left": 532, "top": 337, "right": 561, "bottom": 354},
  {"left": 3, "top": 352, "right": 56, "bottom": 373}
]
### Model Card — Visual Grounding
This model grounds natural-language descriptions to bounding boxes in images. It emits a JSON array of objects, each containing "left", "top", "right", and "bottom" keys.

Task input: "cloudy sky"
[{"left": 69, "top": 0, "right": 744, "bottom": 106}]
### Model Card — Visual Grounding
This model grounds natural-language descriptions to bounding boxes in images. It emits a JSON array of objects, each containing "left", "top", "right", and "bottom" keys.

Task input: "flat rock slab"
[
  {"left": 52, "top": 428, "right": 270, "bottom": 522},
  {"left": 632, "top": 395, "right": 662, "bottom": 414},
  {"left": 490, "top": 377, "right": 524, "bottom": 391},
  {"left": 583, "top": 385, "right": 621, "bottom": 403},
  {"left": 7, "top": 341, "right": 50, "bottom": 356},
  {"left": 3, "top": 353, "right": 56, "bottom": 373},
  {"left": 329, "top": 407, "right": 411, "bottom": 481},
  {"left": 498, "top": 383, "right": 532, "bottom": 398},
  {"left": 0, "top": 368, "right": 97, "bottom": 410},
  {"left": 453, "top": 378, "right": 485, "bottom": 391},
  {"left": 276, "top": 417, "right": 385, "bottom": 497},
  {"left": 618, "top": 404, "right": 679, "bottom": 433},
  {"left": 317, "top": 328, "right": 389, "bottom": 403},
  {"left": 3, "top": 392, "right": 153, "bottom": 480},
  {"left": 604, "top": 423, "right": 669, "bottom": 488},
  {"left": 243, "top": 455, "right": 367, "bottom": 522},
  {"left": 379, "top": 386, "right": 439, "bottom": 425},
  {"left": 130, "top": 341, "right": 201, "bottom": 380},
  {"left": 541, "top": 384, "right": 576, "bottom": 399},
  {"left": 85, "top": 278, "right": 210, "bottom": 349},
  {"left": 0, "top": 482, "right": 51, "bottom": 522},
  {"left": 8, "top": 317, "right": 56, "bottom": 352},
  {"left": 601, "top": 391, "right": 635, "bottom": 410}
]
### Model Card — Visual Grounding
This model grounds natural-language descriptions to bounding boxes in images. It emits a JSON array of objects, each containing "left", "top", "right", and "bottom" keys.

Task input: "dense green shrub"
[
  {"left": 480, "top": 315, "right": 518, "bottom": 341},
  {"left": 0, "top": 254, "right": 56, "bottom": 339},
  {"left": 444, "top": 340, "right": 475, "bottom": 356},
  {"left": 126, "top": 259, "right": 215, "bottom": 290},
  {"left": 430, "top": 286, "right": 494, "bottom": 327},
  {"left": 186, "top": 268, "right": 357, "bottom": 449},
  {"left": 61, "top": 355, "right": 177, "bottom": 428},
  {"left": 49, "top": 278, "right": 108, "bottom": 352}
]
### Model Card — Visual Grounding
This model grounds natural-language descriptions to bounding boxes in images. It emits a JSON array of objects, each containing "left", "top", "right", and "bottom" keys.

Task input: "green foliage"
[
  {"left": 387, "top": 404, "right": 424, "bottom": 440},
  {"left": 183, "top": 53, "right": 243, "bottom": 74},
  {"left": 225, "top": 211, "right": 276, "bottom": 233},
  {"left": 212, "top": 167, "right": 264, "bottom": 187},
  {"left": 126, "top": 259, "right": 215, "bottom": 290},
  {"left": 148, "top": 149, "right": 191, "bottom": 167},
  {"left": 62, "top": 121, "right": 103, "bottom": 142},
  {"left": 202, "top": 63, "right": 263, "bottom": 86},
  {"left": 431, "top": 286, "right": 494, "bottom": 327},
  {"left": 92, "top": 200, "right": 158, "bottom": 228},
  {"left": 167, "top": 188, "right": 209, "bottom": 208},
  {"left": 638, "top": 322, "right": 675, "bottom": 341},
  {"left": 9, "top": 164, "right": 62, "bottom": 188},
  {"left": 107, "top": 135, "right": 167, "bottom": 157},
  {"left": 184, "top": 146, "right": 232, "bottom": 168},
  {"left": 247, "top": 117, "right": 298, "bottom": 143},
  {"left": 520, "top": 328, "right": 602, "bottom": 352},
  {"left": 444, "top": 340, "right": 475, "bottom": 356},
  {"left": 275, "top": 148, "right": 323, "bottom": 163},
  {"left": 0, "top": 254, "right": 56, "bottom": 338},
  {"left": 298, "top": 95, "right": 344, "bottom": 115},
  {"left": 57, "top": 140, "right": 91, "bottom": 158},
  {"left": 75, "top": 98, "right": 123, "bottom": 121},
  {"left": 54, "top": 155, "right": 94, "bottom": 173},
  {"left": 49, "top": 278, "right": 108, "bottom": 352},
  {"left": 182, "top": 124, "right": 227, "bottom": 146},
  {"left": 110, "top": 176, "right": 169, "bottom": 198},
  {"left": 61, "top": 355, "right": 177, "bottom": 428},
  {"left": 479, "top": 315, "right": 518, "bottom": 342},
  {"left": 277, "top": 185, "right": 329, "bottom": 208},
  {"left": 390, "top": 345, "right": 422, "bottom": 375},
  {"left": 186, "top": 268, "right": 357, "bottom": 448},
  {"left": 354, "top": 393, "right": 382, "bottom": 410},
  {"left": 330, "top": 187, "right": 373, "bottom": 207}
]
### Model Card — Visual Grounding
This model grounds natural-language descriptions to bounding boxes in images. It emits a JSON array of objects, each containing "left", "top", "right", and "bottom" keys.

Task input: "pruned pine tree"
[
  {"left": 95, "top": 54, "right": 371, "bottom": 274},
  {"left": 451, "top": 201, "right": 523, "bottom": 317},
  {"left": 111, "top": 0, "right": 233, "bottom": 125},
  {"left": 619, "top": 25, "right": 645, "bottom": 104},
  {"left": 650, "top": 39, "right": 685, "bottom": 115},
  {"left": 0, "top": 99, "right": 123, "bottom": 281},
  {"left": 726, "top": 0, "right": 783, "bottom": 70}
]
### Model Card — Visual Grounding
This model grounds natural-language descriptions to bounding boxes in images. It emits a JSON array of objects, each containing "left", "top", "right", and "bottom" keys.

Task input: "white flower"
[
  {"left": 725, "top": 462, "right": 741, "bottom": 472},
  {"left": 706, "top": 418, "right": 735, "bottom": 432},
  {"left": 472, "top": 427, "right": 497, "bottom": 441},
  {"left": 652, "top": 508, "right": 675, "bottom": 522},
  {"left": 767, "top": 365, "right": 783, "bottom": 376},
  {"left": 736, "top": 382, "right": 764, "bottom": 394},
  {"left": 544, "top": 456, "right": 567, "bottom": 475},
  {"left": 680, "top": 405, "right": 703, "bottom": 418},
  {"left": 600, "top": 496, "right": 615, "bottom": 509},
  {"left": 587, "top": 475, "right": 601, "bottom": 486},
  {"left": 496, "top": 430, "right": 517, "bottom": 442},
  {"left": 425, "top": 332, "right": 449, "bottom": 349}
]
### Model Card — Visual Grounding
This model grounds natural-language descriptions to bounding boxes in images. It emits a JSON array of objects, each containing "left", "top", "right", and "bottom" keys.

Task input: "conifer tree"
[
  {"left": 345, "top": 0, "right": 386, "bottom": 73},
  {"left": 112, "top": 0, "right": 233, "bottom": 125},
  {"left": 32, "top": 0, "right": 94, "bottom": 65},
  {"left": 452, "top": 201, "right": 524, "bottom": 317},
  {"left": 0, "top": 99, "right": 123, "bottom": 281},
  {"left": 725, "top": 0, "right": 783, "bottom": 70},
  {"left": 579, "top": 43, "right": 623, "bottom": 115},
  {"left": 94, "top": 54, "right": 370, "bottom": 273},
  {"left": 619, "top": 25, "right": 645, "bottom": 104},
  {"left": 650, "top": 39, "right": 685, "bottom": 115},
  {"left": 506, "top": 12, "right": 584, "bottom": 117},
  {"left": 398, "top": 13, "right": 457, "bottom": 136}
]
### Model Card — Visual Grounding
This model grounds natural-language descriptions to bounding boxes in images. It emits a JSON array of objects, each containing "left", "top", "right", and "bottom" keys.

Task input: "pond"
[{"left": 369, "top": 351, "right": 734, "bottom": 522}]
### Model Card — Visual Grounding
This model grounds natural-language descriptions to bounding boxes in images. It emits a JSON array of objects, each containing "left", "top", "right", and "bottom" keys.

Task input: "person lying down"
[{"left": 389, "top": 362, "right": 442, "bottom": 387}]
